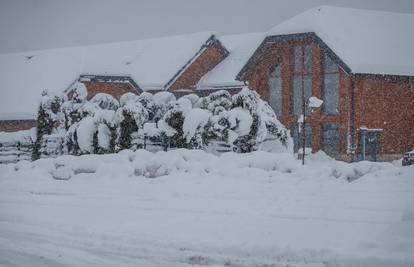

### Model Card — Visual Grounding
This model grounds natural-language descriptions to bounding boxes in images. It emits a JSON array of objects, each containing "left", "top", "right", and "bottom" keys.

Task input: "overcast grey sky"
[{"left": 1, "top": 0, "right": 413, "bottom": 53}]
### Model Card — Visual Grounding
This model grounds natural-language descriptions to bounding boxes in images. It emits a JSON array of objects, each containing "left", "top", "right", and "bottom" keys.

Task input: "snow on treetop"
[
  {"left": 269, "top": 6, "right": 414, "bottom": 76},
  {"left": 0, "top": 32, "right": 213, "bottom": 117},
  {"left": 152, "top": 91, "right": 176, "bottom": 105},
  {"left": 183, "top": 108, "right": 211, "bottom": 142},
  {"left": 90, "top": 93, "right": 119, "bottom": 111}
]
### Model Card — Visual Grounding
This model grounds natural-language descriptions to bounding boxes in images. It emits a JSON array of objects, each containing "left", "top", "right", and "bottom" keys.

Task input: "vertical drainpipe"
[{"left": 350, "top": 74, "right": 356, "bottom": 162}]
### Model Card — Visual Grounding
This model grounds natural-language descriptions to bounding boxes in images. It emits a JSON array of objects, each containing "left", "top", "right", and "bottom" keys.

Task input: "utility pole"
[{"left": 301, "top": 47, "right": 306, "bottom": 165}]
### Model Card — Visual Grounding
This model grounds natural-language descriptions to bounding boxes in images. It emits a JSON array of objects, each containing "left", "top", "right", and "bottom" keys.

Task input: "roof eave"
[{"left": 64, "top": 74, "right": 144, "bottom": 94}]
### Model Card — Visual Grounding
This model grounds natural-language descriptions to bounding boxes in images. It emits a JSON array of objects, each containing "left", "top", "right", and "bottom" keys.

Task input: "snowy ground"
[{"left": 0, "top": 149, "right": 413, "bottom": 267}]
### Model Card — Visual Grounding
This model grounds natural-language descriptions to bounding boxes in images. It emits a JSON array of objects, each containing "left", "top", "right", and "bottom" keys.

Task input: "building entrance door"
[{"left": 360, "top": 129, "right": 381, "bottom": 161}]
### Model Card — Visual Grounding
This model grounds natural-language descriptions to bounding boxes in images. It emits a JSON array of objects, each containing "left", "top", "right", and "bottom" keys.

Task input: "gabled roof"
[
  {"left": 239, "top": 6, "right": 414, "bottom": 80},
  {"left": 237, "top": 32, "right": 352, "bottom": 81},
  {"left": 197, "top": 32, "right": 265, "bottom": 89},
  {"left": 165, "top": 35, "right": 229, "bottom": 90},
  {"left": 0, "top": 32, "right": 214, "bottom": 117}
]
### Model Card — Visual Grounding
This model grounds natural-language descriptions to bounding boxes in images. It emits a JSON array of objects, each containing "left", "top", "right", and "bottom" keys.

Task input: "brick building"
[
  {"left": 198, "top": 6, "right": 414, "bottom": 161},
  {"left": 1, "top": 6, "right": 413, "bottom": 161},
  {"left": 232, "top": 7, "right": 414, "bottom": 161}
]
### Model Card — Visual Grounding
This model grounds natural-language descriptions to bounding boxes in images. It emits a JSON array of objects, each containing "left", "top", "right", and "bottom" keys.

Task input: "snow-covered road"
[{"left": 0, "top": 150, "right": 413, "bottom": 266}]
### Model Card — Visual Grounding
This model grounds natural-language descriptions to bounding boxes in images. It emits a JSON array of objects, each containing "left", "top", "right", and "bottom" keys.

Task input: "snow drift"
[{"left": 0, "top": 149, "right": 413, "bottom": 266}]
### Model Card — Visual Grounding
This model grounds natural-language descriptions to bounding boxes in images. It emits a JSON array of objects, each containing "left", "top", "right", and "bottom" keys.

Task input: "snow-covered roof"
[
  {"left": 268, "top": 6, "right": 414, "bottom": 76},
  {"left": 197, "top": 32, "right": 265, "bottom": 89},
  {"left": 0, "top": 113, "right": 36, "bottom": 121},
  {"left": 0, "top": 32, "right": 214, "bottom": 118}
]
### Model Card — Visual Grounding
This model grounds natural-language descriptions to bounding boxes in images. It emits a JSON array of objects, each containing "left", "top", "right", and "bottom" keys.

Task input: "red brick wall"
[
  {"left": 354, "top": 75, "right": 414, "bottom": 160},
  {"left": 0, "top": 120, "right": 36, "bottom": 132},
  {"left": 81, "top": 81, "right": 139, "bottom": 100},
  {"left": 243, "top": 38, "right": 414, "bottom": 160},
  {"left": 168, "top": 42, "right": 228, "bottom": 91}
]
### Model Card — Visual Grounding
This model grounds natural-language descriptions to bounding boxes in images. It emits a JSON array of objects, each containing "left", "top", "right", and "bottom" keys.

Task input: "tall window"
[
  {"left": 267, "top": 60, "right": 282, "bottom": 116},
  {"left": 322, "top": 122, "right": 340, "bottom": 158},
  {"left": 292, "top": 45, "right": 312, "bottom": 116},
  {"left": 323, "top": 53, "right": 339, "bottom": 115}
]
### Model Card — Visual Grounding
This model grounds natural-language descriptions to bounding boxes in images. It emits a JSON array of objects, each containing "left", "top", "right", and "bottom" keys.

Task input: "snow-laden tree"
[
  {"left": 32, "top": 90, "right": 65, "bottom": 160},
  {"left": 231, "top": 87, "right": 290, "bottom": 152},
  {"left": 157, "top": 98, "right": 193, "bottom": 149},
  {"left": 65, "top": 92, "right": 120, "bottom": 155},
  {"left": 61, "top": 82, "right": 88, "bottom": 132},
  {"left": 117, "top": 96, "right": 148, "bottom": 150},
  {"left": 67, "top": 109, "right": 118, "bottom": 155}
]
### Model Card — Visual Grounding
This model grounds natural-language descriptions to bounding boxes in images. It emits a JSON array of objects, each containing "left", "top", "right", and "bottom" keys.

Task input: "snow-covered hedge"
[
  {"left": 33, "top": 84, "right": 291, "bottom": 158},
  {"left": 12, "top": 149, "right": 402, "bottom": 182}
]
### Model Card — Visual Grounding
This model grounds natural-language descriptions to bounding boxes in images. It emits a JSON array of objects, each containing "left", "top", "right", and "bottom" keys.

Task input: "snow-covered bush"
[
  {"left": 180, "top": 93, "right": 199, "bottom": 108},
  {"left": 153, "top": 91, "right": 176, "bottom": 106},
  {"left": 231, "top": 88, "right": 290, "bottom": 152},
  {"left": 183, "top": 108, "right": 212, "bottom": 149},
  {"left": 198, "top": 90, "right": 232, "bottom": 115},
  {"left": 117, "top": 97, "right": 148, "bottom": 150},
  {"left": 66, "top": 109, "right": 118, "bottom": 155},
  {"left": 137, "top": 92, "right": 164, "bottom": 122},
  {"left": 90, "top": 93, "right": 119, "bottom": 111},
  {"left": 158, "top": 98, "right": 194, "bottom": 149},
  {"left": 32, "top": 85, "right": 290, "bottom": 158}
]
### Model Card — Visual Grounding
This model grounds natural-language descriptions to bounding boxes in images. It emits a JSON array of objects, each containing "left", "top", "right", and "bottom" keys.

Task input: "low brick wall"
[{"left": 0, "top": 120, "right": 37, "bottom": 132}]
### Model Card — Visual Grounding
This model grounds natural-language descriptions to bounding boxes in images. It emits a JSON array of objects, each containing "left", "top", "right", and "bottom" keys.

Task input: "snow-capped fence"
[
  {"left": 0, "top": 142, "right": 32, "bottom": 164},
  {"left": 206, "top": 140, "right": 235, "bottom": 155},
  {"left": 0, "top": 128, "right": 35, "bottom": 164}
]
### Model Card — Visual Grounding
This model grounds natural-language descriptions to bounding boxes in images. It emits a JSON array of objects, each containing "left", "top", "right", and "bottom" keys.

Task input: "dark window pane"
[
  {"left": 322, "top": 122, "right": 339, "bottom": 158},
  {"left": 323, "top": 73, "right": 339, "bottom": 115},
  {"left": 292, "top": 76, "right": 301, "bottom": 116},
  {"left": 269, "top": 61, "right": 281, "bottom": 78},
  {"left": 304, "top": 75, "right": 312, "bottom": 114},
  {"left": 293, "top": 46, "right": 302, "bottom": 73},
  {"left": 324, "top": 53, "right": 338, "bottom": 73},
  {"left": 358, "top": 131, "right": 380, "bottom": 161},
  {"left": 304, "top": 45, "right": 312, "bottom": 73},
  {"left": 268, "top": 76, "right": 282, "bottom": 116},
  {"left": 292, "top": 123, "right": 312, "bottom": 153},
  {"left": 292, "top": 75, "right": 312, "bottom": 116}
]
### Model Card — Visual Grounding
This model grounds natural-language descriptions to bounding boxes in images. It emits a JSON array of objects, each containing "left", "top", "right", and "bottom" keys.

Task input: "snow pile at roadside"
[{"left": 2, "top": 148, "right": 407, "bottom": 183}]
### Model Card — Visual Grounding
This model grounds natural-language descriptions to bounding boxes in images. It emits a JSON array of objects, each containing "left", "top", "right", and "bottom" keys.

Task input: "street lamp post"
[{"left": 299, "top": 96, "right": 323, "bottom": 165}]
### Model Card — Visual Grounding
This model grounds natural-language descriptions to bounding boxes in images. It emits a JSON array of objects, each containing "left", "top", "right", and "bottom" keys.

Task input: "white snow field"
[{"left": 0, "top": 149, "right": 413, "bottom": 267}]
